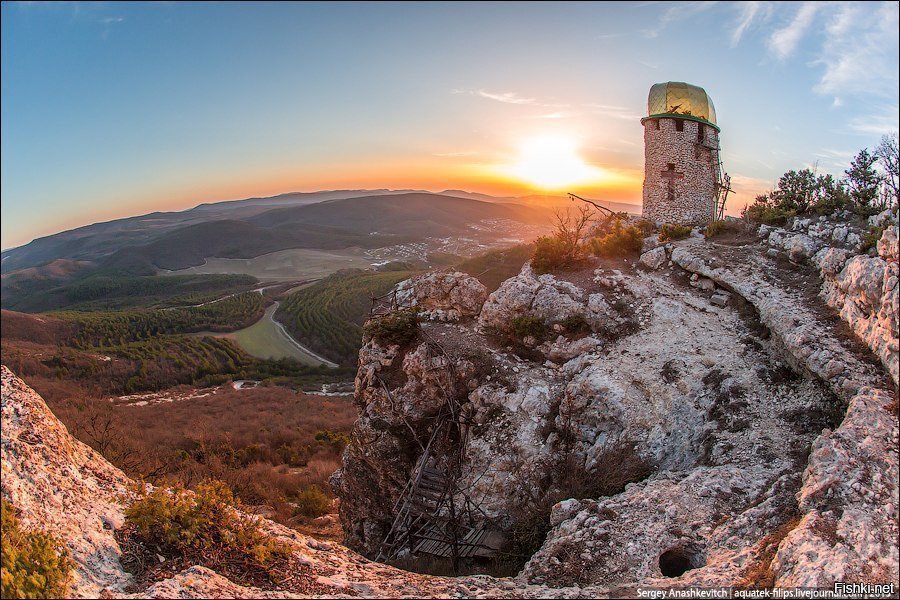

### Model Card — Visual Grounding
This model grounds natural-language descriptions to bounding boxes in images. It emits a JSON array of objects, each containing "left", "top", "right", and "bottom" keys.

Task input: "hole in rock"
[{"left": 659, "top": 543, "right": 705, "bottom": 577}]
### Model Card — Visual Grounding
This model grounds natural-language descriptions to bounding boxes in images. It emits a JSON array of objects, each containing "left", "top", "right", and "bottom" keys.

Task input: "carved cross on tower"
[{"left": 660, "top": 163, "right": 684, "bottom": 201}]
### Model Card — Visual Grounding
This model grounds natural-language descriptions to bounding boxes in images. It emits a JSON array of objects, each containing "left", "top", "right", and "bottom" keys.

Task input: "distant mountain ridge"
[
  {"left": 2, "top": 188, "right": 638, "bottom": 276},
  {"left": 1, "top": 191, "right": 569, "bottom": 278},
  {"left": 1, "top": 189, "right": 425, "bottom": 272}
]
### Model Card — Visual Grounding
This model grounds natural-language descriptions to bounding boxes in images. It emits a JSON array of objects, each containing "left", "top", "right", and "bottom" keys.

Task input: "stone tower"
[{"left": 641, "top": 81, "right": 720, "bottom": 225}]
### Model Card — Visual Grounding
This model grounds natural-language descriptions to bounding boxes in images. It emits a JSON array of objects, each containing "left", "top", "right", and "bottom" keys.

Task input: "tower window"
[
  {"left": 697, "top": 124, "right": 704, "bottom": 142},
  {"left": 653, "top": 119, "right": 660, "bottom": 130},
  {"left": 675, "top": 119, "right": 684, "bottom": 132}
]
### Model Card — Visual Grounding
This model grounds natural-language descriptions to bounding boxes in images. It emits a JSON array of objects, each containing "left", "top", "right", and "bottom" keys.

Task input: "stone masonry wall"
[{"left": 642, "top": 117, "right": 718, "bottom": 225}]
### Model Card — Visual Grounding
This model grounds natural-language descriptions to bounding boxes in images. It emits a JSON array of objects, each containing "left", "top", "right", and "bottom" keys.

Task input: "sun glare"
[{"left": 506, "top": 135, "right": 604, "bottom": 189}]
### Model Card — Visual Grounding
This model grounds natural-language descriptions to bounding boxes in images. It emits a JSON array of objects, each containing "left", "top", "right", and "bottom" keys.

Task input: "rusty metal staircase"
[{"left": 374, "top": 334, "right": 501, "bottom": 566}]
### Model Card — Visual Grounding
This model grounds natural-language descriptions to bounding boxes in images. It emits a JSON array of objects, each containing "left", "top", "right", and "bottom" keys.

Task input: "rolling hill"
[
  {"left": 0, "top": 189, "right": 427, "bottom": 273},
  {"left": 2, "top": 191, "right": 554, "bottom": 276}
]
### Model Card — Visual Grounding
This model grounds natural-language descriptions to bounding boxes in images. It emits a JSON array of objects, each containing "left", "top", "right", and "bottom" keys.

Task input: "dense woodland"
[
  {"left": 1, "top": 272, "right": 260, "bottom": 313},
  {"left": 63, "top": 291, "right": 267, "bottom": 347}
]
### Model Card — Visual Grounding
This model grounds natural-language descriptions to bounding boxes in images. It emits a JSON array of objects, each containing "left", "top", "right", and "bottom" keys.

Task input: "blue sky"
[{"left": 2, "top": 1, "right": 898, "bottom": 249}]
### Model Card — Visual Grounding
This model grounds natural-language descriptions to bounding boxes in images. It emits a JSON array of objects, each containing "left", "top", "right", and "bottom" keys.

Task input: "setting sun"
[{"left": 506, "top": 135, "right": 605, "bottom": 189}]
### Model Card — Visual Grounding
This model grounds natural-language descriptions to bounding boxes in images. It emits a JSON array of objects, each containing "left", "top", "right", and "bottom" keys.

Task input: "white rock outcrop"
[
  {"left": 772, "top": 387, "right": 899, "bottom": 587},
  {"left": 639, "top": 246, "right": 668, "bottom": 270},
  {"left": 819, "top": 226, "right": 899, "bottom": 386},
  {"left": 394, "top": 270, "right": 487, "bottom": 321}
]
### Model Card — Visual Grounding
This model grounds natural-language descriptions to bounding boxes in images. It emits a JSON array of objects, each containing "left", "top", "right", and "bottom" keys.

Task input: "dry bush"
[
  {"left": 704, "top": 219, "right": 744, "bottom": 239},
  {"left": 293, "top": 485, "right": 331, "bottom": 518},
  {"left": 123, "top": 480, "right": 292, "bottom": 586},
  {"left": 510, "top": 315, "right": 548, "bottom": 341},
  {"left": 589, "top": 221, "right": 644, "bottom": 257},
  {"left": 532, "top": 206, "right": 594, "bottom": 274},
  {"left": 363, "top": 309, "right": 419, "bottom": 347},
  {"left": 658, "top": 223, "right": 693, "bottom": 241}
]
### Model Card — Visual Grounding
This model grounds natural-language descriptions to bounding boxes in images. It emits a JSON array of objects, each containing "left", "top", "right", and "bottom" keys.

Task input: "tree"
[
  {"left": 845, "top": 148, "right": 883, "bottom": 209},
  {"left": 876, "top": 133, "right": 899, "bottom": 207},
  {"left": 773, "top": 169, "right": 817, "bottom": 213}
]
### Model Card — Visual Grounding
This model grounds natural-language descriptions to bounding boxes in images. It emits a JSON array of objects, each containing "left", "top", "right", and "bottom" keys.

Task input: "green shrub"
[
  {"left": 362, "top": 309, "right": 419, "bottom": 347},
  {"left": 560, "top": 314, "right": 591, "bottom": 335},
  {"left": 704, "top": 219, "right": 743, "bottom": 239},
  {"left": 124, "top": 480, "right": 291, "bottom": 575},
  {"left": 634, "top": 218, "right": 656, "bottom": 237},
  {"left": 658, "top": 223, "right": 693, "bottom": 242},
  {"left": 531, "top": 235, "right": 586, "bottom": 274},
  {"left": 860, "top": 225, "right": 886, "bottom": 253},
  {"left": 1, "top": 498, "right": 72, "bottom": 599},
  {"left": 589, "top": 222, "right": 644, "bottom": 257},
  {"left": 510, "top": 315, "right": 547, "bottom": 341},
  {"left": 742, "top": 198, "right": 796, "bottom": 226},
  {"left": 293, "top": 485, "right": 331, "bottom": 519},
  {"left": 314, "top": 429, "right": 350, "bottom": 452}
]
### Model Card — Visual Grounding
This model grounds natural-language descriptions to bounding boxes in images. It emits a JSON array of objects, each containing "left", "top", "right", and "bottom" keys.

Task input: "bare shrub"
[{"left": 532, "top": 206, "right": 594, "bottom": 274}]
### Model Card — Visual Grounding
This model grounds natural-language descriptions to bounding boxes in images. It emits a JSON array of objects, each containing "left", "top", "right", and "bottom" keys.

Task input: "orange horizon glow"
[{"left": 23, "top": 156, "right": 764, "bottom": 246}]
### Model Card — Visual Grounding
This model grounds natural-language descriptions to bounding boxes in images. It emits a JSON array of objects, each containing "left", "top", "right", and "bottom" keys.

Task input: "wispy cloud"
[
  {"left": 730, "top": 1, "right": 771, "bottom": 47},
  {"left": 451, "top": 88, "right": 569, "bottom": 108},
  {"left": 767, "top": 1, "right": 819, "bottom": 59},
  {"left": 813, "top": 2, "right": 899, "bottom": 98},
  {"left": 847, "top": 104, "right": 900, "bottom": 136},
  {"left": 584, "top": 103, "right": 642, "bottom": 121},
  {"left": 642, "top": 1, "right": 718, "bottom": 39},
  {"left": 102, "top": 17, "right": 125, "bottom": 24},
  {"left": 433, "top": 151, "right": 479, "bottom": 158}
]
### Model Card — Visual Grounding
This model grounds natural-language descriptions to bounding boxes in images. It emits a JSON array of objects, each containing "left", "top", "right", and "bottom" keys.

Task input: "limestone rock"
[
  {"left": 394, "top": 271, "right": 487, "bottom": 320},
  {"left": 772, "top": 388, "right": 899, "bottom": 587},
  {"left": 478, "top": 263, "right": 611, "bottom": 333},
  {"left": 639, "top": 246, "right": 668, "bottom": 270},
  {"left": 877, "top": 226, "right": 899, "bottom": 262},
  {"left": 783, "top": 234, "right": 821, "bottom": 263}
]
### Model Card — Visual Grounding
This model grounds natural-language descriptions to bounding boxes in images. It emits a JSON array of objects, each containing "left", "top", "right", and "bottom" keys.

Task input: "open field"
[
  {"left": 165, "top": 248, "right": 374, "bottom": 281},
  {"left": 196, "top": 302, "right": 338, "bottom": 367}
]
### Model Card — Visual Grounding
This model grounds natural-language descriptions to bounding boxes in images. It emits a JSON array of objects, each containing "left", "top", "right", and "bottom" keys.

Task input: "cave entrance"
[{"left": 659, "top": 542, "right": 705, "bottom": 577}]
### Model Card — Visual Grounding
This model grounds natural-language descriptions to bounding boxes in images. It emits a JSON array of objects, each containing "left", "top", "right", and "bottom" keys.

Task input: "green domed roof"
[{"left": 646, "top": 81, "right": 718, "bottom": 129}]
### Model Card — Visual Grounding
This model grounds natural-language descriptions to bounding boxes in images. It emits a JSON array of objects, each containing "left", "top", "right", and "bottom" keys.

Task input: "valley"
[
  {"left": 195, "top": 302, "right": 339, "bottom": 367},
  {"left": 166, "top": 248, "right": 373, "bottom": 281}
]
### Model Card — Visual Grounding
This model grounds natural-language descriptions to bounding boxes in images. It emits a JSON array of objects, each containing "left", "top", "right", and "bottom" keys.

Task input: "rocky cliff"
[
  {"left": 0, "top": 366, "right": 588, "bottom": 598},
  {"left": 335, "top": 213, "right": 899, "bottom": 589},
  {"left": 2, "top": 212, "right": 897, "bottom": 597}
]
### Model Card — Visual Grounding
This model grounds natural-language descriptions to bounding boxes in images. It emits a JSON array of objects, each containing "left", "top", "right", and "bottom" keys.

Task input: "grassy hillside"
[
  {"left": 43, "top": 383, "right": 357, "bottom": 531},
  {"left": 3, "top": 192, "right": 550, "bottom": 278},
  {"left": 0, "top": 189, "right": 417, "bottom": 273},
  {"left": 251, "top": 192, "right": 547, "bottom": 236},
  {"left": 276, "top": 269, "right": 416, "bottom": 366}
]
